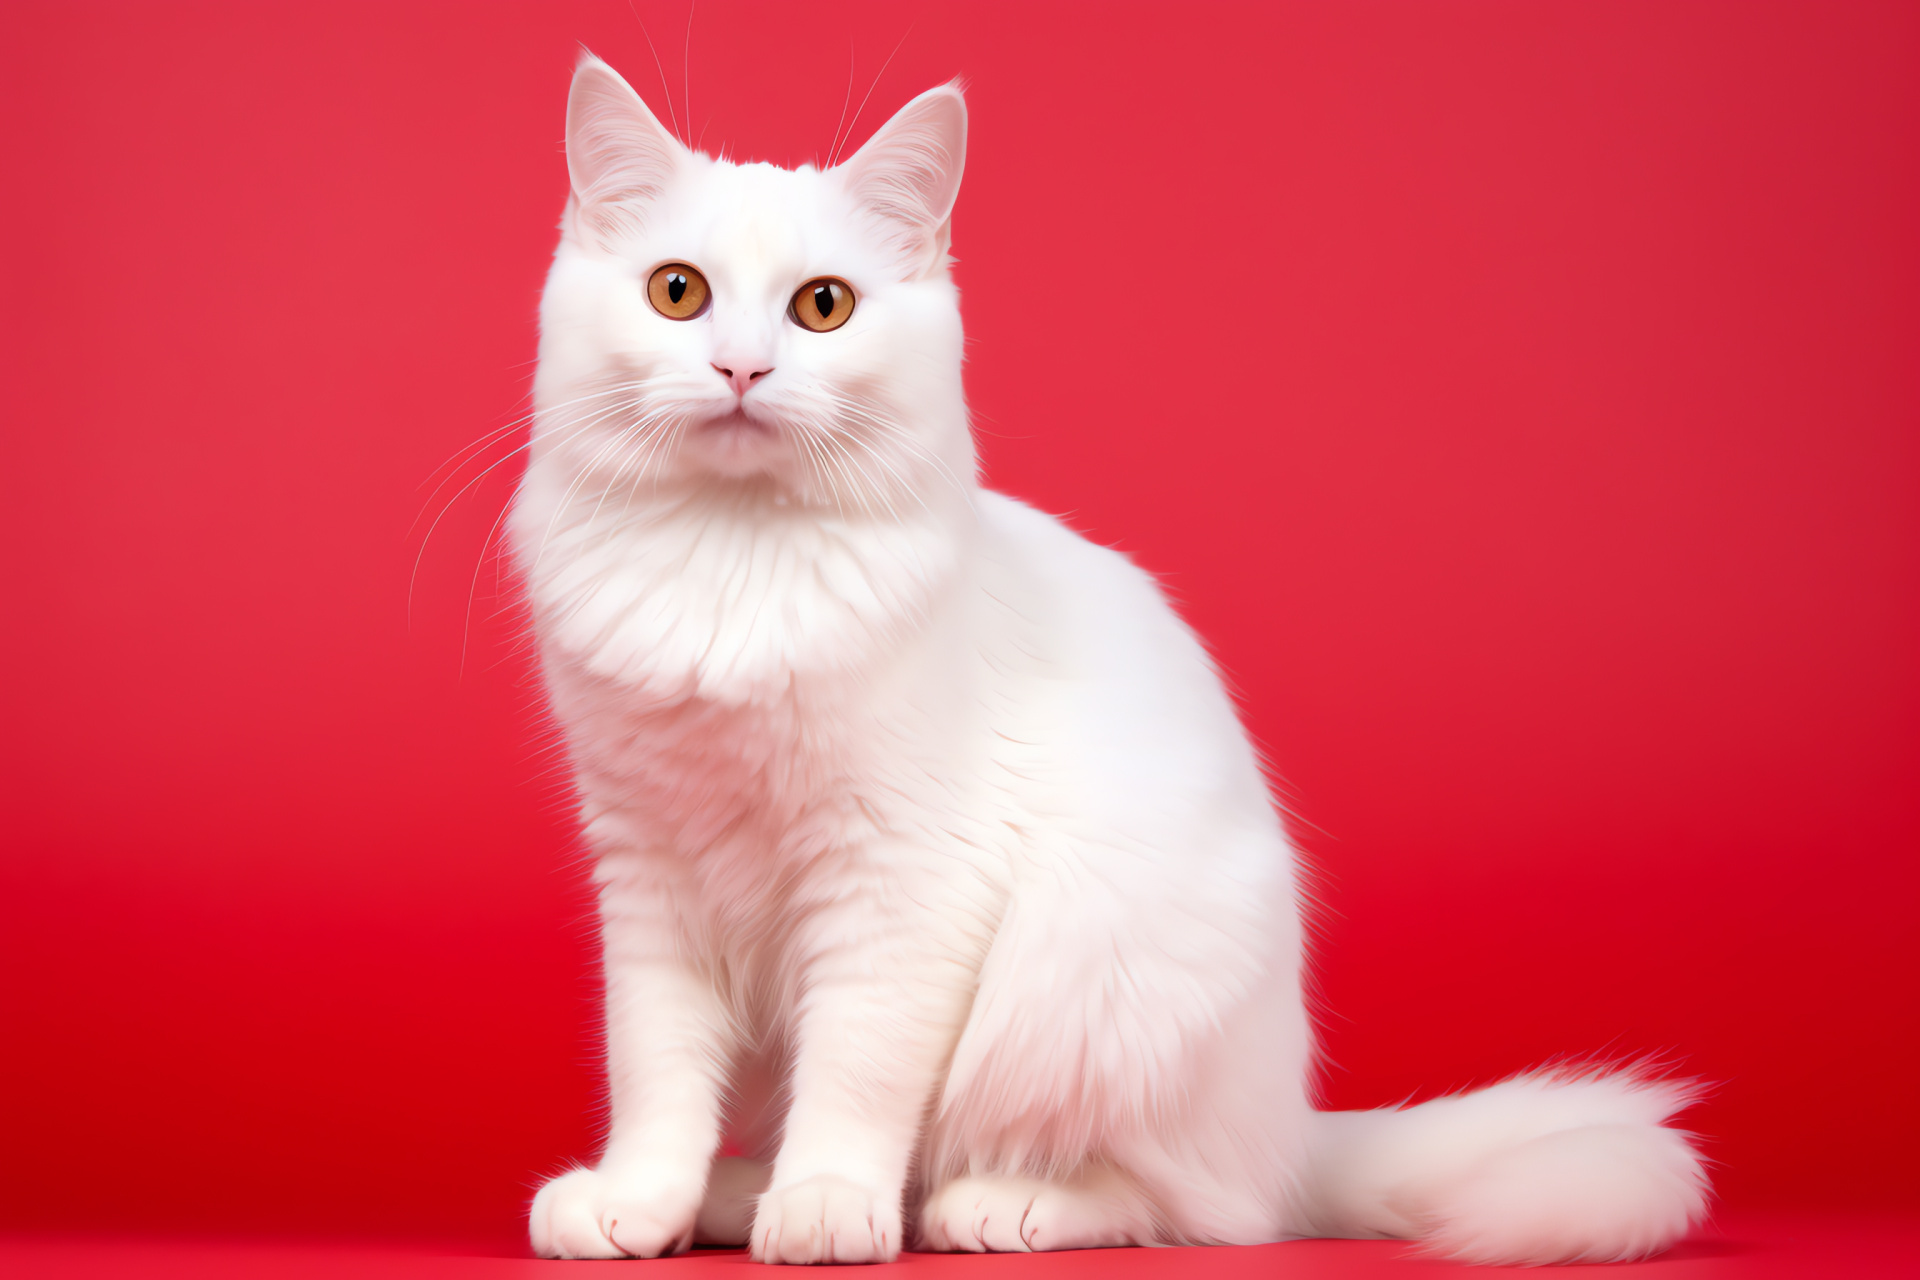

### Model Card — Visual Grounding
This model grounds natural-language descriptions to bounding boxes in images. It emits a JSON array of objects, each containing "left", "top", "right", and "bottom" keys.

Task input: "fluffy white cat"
[{"left": 517, "top": 56, "right": 1708, "bottom": 1265}]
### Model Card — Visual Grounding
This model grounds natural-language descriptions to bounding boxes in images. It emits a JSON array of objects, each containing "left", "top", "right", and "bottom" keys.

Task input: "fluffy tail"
[{"left": 1305, "top": 1068, "right": 1710, "bottom": 1265}]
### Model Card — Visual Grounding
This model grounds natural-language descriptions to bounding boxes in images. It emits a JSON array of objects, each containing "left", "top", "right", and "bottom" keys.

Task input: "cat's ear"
[
  {"left": 565, "top": 53, "right": 686, "bottom": 247},
  {"left": 836, "top": 82, "right": 967, "bottom": 276}
]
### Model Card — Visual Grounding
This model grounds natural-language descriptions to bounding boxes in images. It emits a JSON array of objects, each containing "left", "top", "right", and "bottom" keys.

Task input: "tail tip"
[{"left": 1419, "top": 1122, "right": 1710, "bottom": 1265}]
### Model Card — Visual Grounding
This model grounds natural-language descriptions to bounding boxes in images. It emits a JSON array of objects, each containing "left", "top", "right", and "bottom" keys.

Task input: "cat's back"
[
  {"left": 971, "top": 487, "right": 1218, "bottom": 701},
  {"left": 968, "top": 490, "right": 1271, "bottom": 828}
]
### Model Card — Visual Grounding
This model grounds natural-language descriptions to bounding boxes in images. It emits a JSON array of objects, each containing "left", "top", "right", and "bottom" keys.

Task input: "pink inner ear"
[
  {"left": 838, "top": 85, "right": 967, "bottom": 268},
  {"left": 566, "top": 57, "right": 684, "bottom": 242}
]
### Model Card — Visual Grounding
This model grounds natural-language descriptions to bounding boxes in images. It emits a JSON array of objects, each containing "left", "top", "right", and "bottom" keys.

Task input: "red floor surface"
[{"left": 4, "top": 1217, "right": 1915, "bottom": 1279}]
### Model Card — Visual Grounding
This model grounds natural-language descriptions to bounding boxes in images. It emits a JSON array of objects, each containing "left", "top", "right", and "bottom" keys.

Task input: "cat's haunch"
[{"left": 515, "top": 53, "right": 1708, "bottom": 1264}]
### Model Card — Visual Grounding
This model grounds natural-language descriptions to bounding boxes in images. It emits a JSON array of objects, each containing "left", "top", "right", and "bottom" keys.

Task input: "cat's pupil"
[
  {"left": 813, "top": 284, "right": 834, "bottom": 318},
  {"left": 668, "top": 274, "right": 687, "bottom": 304}
]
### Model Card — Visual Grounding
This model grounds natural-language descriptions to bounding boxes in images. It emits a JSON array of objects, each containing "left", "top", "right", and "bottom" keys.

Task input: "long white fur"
[{"left": 517, "top": 56, "right": 1710, "bottom": 1264}]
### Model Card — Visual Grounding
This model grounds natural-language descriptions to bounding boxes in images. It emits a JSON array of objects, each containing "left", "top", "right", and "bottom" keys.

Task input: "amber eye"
[
  {"left": 647, "top": 263, "right": 709, "bottom": 320},
  {"left": 791, "top": 277, "right": 854, "bottom": 333}
]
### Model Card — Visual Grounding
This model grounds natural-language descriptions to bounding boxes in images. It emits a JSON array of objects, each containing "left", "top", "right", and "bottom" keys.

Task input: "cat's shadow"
[{"left": 1654, "top": 1237, "right": 1762, "bottom": 1260}]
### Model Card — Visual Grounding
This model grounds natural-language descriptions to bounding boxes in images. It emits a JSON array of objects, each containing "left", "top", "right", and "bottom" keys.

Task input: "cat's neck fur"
[{"left": 514, "top": 458, "right": 975, "bottom": 709}]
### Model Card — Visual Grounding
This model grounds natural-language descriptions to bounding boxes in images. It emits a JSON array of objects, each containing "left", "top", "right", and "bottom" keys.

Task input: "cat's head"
[{"left": 532, "top": 55, "right": 973, "bottom": 515}]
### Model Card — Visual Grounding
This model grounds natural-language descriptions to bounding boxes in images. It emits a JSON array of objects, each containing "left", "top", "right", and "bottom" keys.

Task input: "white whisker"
[{"left": 408, "top": 392, "right": 647, "bottom": 624}]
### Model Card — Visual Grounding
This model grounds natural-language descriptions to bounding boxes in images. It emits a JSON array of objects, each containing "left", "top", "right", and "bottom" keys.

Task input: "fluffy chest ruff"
[{"left": 514, "top": 484, "right": 977, "bottom": 878}]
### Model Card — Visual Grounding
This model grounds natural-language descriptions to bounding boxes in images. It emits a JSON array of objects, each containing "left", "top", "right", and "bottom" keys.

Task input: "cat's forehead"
[
  {"left": 661, "top": 158, "right": 876, "bottom": 281},
  {"left": 702, "top": 158, "right": 820, "bottom": 209}
]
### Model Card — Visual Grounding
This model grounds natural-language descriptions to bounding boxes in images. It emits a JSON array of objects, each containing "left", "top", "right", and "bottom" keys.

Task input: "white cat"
[{"left": 517, "top": 56, "right": 1709, "bottom": 1265}]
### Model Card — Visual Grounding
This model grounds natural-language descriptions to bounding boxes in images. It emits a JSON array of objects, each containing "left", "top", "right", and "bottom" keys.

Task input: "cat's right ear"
[
  {"left": 836, "top": 82, "right": 968, "bottom": 278},
  {"left": 565, "top": 54, "right": 686, "bottom": 248}
]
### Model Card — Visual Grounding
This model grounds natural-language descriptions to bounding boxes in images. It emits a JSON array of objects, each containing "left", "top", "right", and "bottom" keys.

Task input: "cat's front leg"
[
  {"left": 751, "top": 873, "right": 976, "bottom": 1264},
  {"left": 530, "top": 865, "right": 733, "bottom": 1259}
]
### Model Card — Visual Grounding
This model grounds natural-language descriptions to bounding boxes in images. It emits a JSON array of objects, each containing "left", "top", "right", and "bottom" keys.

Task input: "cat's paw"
[
  {"left": 528, "top": 1165, "right": 704, "bottom": 1259},
  {"left": 750, "top": 1174, "right": 901, "bottom": 1264},
  {"left": 919, "top": 1174, "right": 1148, "bottom": 1252}
]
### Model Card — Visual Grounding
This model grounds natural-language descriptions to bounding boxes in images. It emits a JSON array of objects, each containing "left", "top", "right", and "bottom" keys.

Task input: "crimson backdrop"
[{"left": 2, "top": 0, "right": 1915, "bottom": 1248}]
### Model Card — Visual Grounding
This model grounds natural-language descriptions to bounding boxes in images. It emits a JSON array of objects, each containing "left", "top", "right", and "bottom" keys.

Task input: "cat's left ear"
[
  {"left": 566, "top": 53, "right": 687, "bottom": 248},
  {"left": 836, "top": 82, "right": 967, "bottom": 277}
]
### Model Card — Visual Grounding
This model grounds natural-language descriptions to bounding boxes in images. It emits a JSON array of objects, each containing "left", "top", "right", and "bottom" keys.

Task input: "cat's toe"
[
  {"left": 919, "top": 1173, "right": 1151, "bottom": 1253},
  {"left": 530, "top": 1169, "right": 623, "bottom": 1259},
  {"left": 919, "top": 1176, "right": 1039, "bottom": 1252},
  {"left": 1019, "top": 1183, "right": 1130, "bottom": 1251},
  {"left": 528, "top": 1165, "right": 702, "bottom": 1259},
  {"left": 751, "top": 1174, "right": 900, "bottom": 1264}
]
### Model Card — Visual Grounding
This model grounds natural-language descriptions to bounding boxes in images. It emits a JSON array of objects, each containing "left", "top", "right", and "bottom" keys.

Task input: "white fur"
[{"left": 517, "top": 56, "right": 1710, "bottom": 1264}]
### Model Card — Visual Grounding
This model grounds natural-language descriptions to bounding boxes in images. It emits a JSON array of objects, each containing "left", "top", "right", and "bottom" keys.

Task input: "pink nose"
[{"left": 712, "top": 363, "right": 772, "bottom": 397}]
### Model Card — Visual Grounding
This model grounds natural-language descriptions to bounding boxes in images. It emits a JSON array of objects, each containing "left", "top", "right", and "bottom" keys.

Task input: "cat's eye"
[
  {"left": 647, "top": 263, "right": 710, "bottom": 320},
  {"left": 790, "top": 277, "right": 855, "bottom": 333}
]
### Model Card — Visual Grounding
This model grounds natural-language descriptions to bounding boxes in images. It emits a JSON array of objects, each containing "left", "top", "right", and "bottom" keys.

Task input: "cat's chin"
[{"left": 688, "top": 409, "right": 781, "bottom": 478}]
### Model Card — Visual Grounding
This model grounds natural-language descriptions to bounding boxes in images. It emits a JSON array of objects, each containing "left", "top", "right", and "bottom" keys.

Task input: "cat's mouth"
[
  {"left": 688, "top": 407, "right": 783, "bottom": 478},
  {"left": 699, "top": 409, "right": 776, "bottom": 438}
]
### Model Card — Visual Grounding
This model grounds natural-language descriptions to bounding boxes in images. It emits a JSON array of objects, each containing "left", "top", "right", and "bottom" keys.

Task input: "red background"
[{"left": 2, "top": 0, "right": 1915, "bottom": 1249}]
